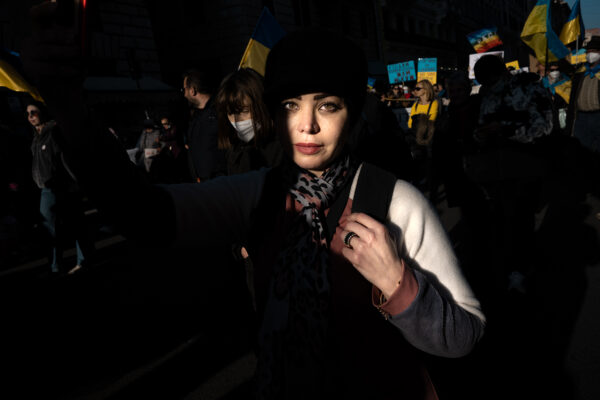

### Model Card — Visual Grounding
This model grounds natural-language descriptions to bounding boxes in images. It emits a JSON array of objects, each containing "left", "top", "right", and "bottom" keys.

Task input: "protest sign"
[
  {"left": 417, "top": 58, "right": 437, "bottom": 84},
  {"left": 387, "top": 61, "right": 416, "bottom": 83},
  {"left": 505, "top": 60, "right": 520, "bottom": 70}
]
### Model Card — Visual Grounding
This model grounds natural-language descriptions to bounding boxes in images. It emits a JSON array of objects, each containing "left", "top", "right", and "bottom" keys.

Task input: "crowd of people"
[{"left": 0, "top": 2, "right": 599, "bottom": 398}]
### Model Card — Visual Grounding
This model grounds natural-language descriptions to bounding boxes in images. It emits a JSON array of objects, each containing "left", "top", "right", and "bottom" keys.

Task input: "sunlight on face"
[{"left": 276, "top": 93, "right": 348, "bottom": 176}]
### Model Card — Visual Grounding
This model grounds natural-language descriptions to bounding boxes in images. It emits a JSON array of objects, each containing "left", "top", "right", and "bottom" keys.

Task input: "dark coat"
[
  {"left": 185, "top": 98, "right": 226, "bottom": 181},
  {"left": 225, "top": 138, "right": 283, "bottom": 176},
  {"left": 30, "top": 120, "right": 77, "bottom": 192},
  {"left": 566, "top": 71, "right": 600, "bottom": 136}
]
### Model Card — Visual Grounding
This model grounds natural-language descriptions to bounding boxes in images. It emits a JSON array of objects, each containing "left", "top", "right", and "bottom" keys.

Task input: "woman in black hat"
[{"left": 23, "top": 16, "right": 485, "bottom": 398}]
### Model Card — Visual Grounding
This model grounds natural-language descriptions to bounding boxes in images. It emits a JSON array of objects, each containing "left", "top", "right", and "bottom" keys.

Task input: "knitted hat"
[{"left": 263, "top": 28, "right": 367, "bottom": 117}]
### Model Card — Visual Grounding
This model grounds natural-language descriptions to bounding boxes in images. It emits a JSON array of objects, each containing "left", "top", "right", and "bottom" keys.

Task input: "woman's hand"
[{"left": 340, "top": 212, "right": 405, "bottom": 299}]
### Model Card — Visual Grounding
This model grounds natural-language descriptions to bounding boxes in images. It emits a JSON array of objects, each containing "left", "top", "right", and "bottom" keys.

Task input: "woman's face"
[
  {"left": 26, "top": 105, "right": 42, "bottom": 128},
  {"left": 227, "top": 97, "right": 252, "bottom": 123},
  {"left": 277, "top": 93, "right": 348, "bottom": 176}
]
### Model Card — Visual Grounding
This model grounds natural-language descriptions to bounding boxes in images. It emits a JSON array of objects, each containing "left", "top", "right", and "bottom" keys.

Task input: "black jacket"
[
  {"left": 31, "top": 120, "right": 77, "bottom": 191},
  {"left": 185, "top": 98, "right": 226, "bottom": 180},
  {"left": 566, "top": 71, "right": 600, "bottom": 136}
]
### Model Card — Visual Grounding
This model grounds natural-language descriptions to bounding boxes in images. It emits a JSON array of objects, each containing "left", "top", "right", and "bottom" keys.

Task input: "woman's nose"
[{"left": 297, "top": 109, "right": 319, "bottom": 134}]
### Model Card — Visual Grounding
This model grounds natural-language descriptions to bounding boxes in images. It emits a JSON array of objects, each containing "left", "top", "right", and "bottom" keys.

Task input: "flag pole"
[{"left": 545, "top": 41, "right": 549, "bottom": 76}]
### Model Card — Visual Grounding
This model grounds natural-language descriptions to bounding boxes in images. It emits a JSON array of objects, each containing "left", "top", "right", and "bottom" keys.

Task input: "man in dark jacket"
[
  {"left": 566, "top": 36, "right": 600, "bottom": 153},
  {"left": 28, "top": 101, "right": 93, "bottom": 274},
  {"left": 181, "top": 69, "right": 226, "bottom": 182}
]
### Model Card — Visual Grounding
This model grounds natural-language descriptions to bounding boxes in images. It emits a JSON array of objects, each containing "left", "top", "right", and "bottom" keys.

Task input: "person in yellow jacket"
[
  {"left": 407, "top": 79, "right": 439, "bottom": 199},
  {"left": 408, "top": 79, "right": 439, "bottom": 130}
]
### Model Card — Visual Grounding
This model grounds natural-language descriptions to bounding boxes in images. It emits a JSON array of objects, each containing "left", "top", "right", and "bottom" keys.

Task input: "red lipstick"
[{"left": 295, "top": 143, "right": 322, "bottom": 155}]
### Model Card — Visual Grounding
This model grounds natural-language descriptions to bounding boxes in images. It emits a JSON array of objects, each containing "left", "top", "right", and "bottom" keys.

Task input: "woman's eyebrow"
[{"left": 313, "top": 93, "right": 333, "bottom": 100}]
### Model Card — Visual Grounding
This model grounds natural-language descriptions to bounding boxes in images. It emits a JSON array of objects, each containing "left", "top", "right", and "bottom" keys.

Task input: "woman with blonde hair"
[
  {"left": 408, "top": 79, "right": 438, "bottom": 133},
  {"left": 407, "top": 79, "right": 440, "bottom": 197}
]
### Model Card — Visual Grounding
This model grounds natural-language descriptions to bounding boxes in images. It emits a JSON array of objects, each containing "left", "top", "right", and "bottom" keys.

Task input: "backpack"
[
  {"left": 413, "top": 100, "right": 437, "bottom": 147},
  {"left": 326, "top": 162, "right": 398, "bottom": 242}
]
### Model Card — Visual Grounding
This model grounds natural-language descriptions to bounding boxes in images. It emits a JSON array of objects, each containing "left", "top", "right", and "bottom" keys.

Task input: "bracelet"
[{"left": 375, "top": 259, "right": 405, "bottom": 320}]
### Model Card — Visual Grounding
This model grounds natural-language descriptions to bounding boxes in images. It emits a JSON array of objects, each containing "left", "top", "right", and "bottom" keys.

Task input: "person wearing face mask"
[
  {"left": 215, "top": 68, "right": 284, "bottom": 299},
  {"left": 542, "top": 61, "right": 573, "bottom": 134},
  {"left": 215, "top": 67, "right": 283, "bottom": 175},
  {"left": 566, "top": 36, "right": 600, "bottom": 153}
]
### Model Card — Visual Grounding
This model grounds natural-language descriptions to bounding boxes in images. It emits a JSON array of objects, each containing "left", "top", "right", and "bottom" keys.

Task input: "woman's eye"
[
  {"left": 282, "top": 102, "right": 298, "bottom": 111},
  {"left": 319, "top": 102, "right": 341, "bottom": 112}
]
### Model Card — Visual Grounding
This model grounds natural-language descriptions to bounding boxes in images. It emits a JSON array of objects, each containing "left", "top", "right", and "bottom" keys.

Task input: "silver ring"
[{"left": 343, "top": 231, "right": 359, "bottom": 249}]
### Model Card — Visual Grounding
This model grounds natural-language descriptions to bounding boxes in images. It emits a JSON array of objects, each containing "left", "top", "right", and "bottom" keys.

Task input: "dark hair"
[
  {"left": 182, "top": 68, "right": 216, "bottom": 95},
  {"left": 215, "top": 68, "right": 272, "bottom": 150},
  {"left": 474, "top": 54, "right": 507, "bottom": 86}
]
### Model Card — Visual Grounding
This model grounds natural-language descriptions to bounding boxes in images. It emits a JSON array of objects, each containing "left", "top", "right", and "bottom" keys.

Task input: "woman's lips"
[{"left": 295, "top": 143, "right": 322, "bottom": 155}]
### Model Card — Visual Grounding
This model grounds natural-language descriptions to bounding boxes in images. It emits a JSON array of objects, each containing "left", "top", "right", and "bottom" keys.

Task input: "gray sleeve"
[
  {"left": 386, "top": 180, "right": 485, "bottom": 357},
  {"left": 163, "top": 168, "right": 268, "bottom": 248},
  {"left": 387, "top": 269, "right": 485, "bottom": 358}
]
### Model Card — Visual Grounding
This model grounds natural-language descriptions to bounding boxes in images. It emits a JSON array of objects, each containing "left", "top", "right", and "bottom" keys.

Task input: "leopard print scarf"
[{"left": 256, "top": 155, "right": 357, "bottom": 399}]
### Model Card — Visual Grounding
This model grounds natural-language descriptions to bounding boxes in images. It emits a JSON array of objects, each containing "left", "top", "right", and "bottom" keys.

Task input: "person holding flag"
[
  {"left": 566, "top": 36, "right": 600, "bottom": 153},
  {"left": 541, "top": 61, "right": 572, "bottom": 133}
]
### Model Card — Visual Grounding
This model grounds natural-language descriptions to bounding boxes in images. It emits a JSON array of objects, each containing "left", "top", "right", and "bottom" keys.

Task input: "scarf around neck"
[
  {"left": 585, "top": 62, "right": 600, "bottom": 78},
  {"left": 256, "top": 154, "right": 357, "bottom": 399}
]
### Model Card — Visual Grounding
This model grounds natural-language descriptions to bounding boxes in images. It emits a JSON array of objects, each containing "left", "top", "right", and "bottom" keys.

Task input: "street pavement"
[
  {"left": 0, "top": 191, "right": 463, "bottom": 400},
  {"left": 2, "top": 190, "right": 585, "bottom": 399}
]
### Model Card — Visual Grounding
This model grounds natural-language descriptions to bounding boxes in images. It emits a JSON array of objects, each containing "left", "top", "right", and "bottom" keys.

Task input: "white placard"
[{"left": 468, "top": 51, "right": 504, "bottom": 79}]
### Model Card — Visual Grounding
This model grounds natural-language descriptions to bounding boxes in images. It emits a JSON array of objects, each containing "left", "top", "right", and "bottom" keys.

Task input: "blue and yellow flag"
[
  {"left": 560, "top": 0, "right": 585, "bottom": 45},
  {"left": 521, "top": 0, "right": 570, "bottom": 64},
  {"left": 467, "top": 27, "right": 503, "bottom": 53},
  {"left": 239, "top": 7, "right": 285, "bottom": 76},
  {"left": 542, "top": 74, "right": 572, "bottom": 103},
  {"left": 0, "top": 56, "right": 44, "bottom": 102}
]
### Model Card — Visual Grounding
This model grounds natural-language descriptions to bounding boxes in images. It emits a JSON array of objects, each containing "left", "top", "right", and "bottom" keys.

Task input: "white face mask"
[
  {"left": 230, "top": 119, "right": 255, "bottom": 143},
  {"left": 549, "top": 71, "right": 561, "bottom": 80},
  {"left": 586, "top": 52, "right": 600, "bottom": 64}
]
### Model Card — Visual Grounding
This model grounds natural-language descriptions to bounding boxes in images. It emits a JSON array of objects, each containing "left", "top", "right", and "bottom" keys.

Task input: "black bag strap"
[
  {"left": 352, "top": 162, "right": 397, "bottom": 223},
  {"left": 325, "top": 173, "right": 353, "bottom": 243},
  {"left": 426, "top": 100, "right": 433, "bottom": 116},
  {"left": 325, "top": 162, "right": 397, "bottom": 242}
]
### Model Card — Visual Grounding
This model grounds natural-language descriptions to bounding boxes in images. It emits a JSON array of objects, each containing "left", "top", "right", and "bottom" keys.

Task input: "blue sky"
[{"left": 572, "top": 0, "right": 600, "bottom": 30}]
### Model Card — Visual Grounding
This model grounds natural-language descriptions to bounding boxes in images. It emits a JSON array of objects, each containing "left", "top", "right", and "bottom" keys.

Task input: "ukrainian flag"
[
  {"left": 560, "top": 0, "right": 585, "bottom": 45},
  {"left": 521, "top": 0, "right": 570, "bottom": 64},
  {"left": 542, "top": 74, "right": 572, "bottom": 103},
  {"left": 239, "top": 7, "right": 285, "bottom": 76},
  {"left": 0, "top": 57, "right": 44, "bottom": 102}
]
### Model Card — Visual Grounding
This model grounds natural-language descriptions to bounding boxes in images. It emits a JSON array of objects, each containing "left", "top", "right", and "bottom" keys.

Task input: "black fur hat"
[
  {"left": 585, "top": 36, "right": 600, "bottom": 51},
  {"left": 263, "top": 28, "right": 367, "bottom": 118}
]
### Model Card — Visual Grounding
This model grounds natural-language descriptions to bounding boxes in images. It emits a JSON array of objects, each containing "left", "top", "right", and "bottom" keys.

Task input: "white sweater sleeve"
[{"left": 386, "top": 180, "right": 486, "bottom": 357}]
